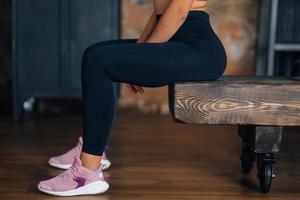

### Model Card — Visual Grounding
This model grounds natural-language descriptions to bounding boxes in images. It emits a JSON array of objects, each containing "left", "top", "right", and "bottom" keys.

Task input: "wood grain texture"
[
  {"left": 172, "top": 75, "right": 300, "bottom": 126},
  {"left": 1, "top": 112, "right": 300, "bottom": 199}
]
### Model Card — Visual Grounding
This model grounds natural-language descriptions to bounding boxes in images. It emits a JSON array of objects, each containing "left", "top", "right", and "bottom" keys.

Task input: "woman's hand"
[
  {"left": 146, "top": 0, "right": 194, "bottom": 43},
  {"left": 125, "top": 83, "right": 144, "bottom": 95}
]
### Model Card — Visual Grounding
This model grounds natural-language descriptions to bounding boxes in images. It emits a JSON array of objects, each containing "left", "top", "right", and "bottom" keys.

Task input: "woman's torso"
[
  {"left": 153, "top": 0, "right": 208, "bottom": 15},
  {"left": 153, "top": 0, "right": 225, "bottom": 60},
  {"left": 153, "top": 0, "right": 227, "bottom": 79},
  {"left": 154, "top": 0, "right": 211, "bottom": 43}
]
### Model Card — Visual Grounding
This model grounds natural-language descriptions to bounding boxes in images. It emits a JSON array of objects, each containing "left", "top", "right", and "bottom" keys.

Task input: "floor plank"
[{"left": 0, "top": 110, "right": 299, "bottom": 199}]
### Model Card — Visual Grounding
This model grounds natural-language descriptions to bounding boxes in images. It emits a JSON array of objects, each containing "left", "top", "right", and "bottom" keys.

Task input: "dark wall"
[
  {"left": 0, "top": 0, "right": 11, "bottom": 84},
  {"left": 0, "top": 0, "right": 12, "bottom": 116}
]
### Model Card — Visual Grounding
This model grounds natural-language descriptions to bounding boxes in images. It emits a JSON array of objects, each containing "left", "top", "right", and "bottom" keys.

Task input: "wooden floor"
[{"left": 0, "top": 110, "right": 300, "bottom": 200}]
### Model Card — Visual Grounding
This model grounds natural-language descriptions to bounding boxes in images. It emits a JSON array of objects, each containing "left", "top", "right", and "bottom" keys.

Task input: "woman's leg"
[
  {"left": 37, "top": 39, "right": 226, "bottom": 196},
  {"left": 89, "top": 38, "right": 138, "bottom": 46},
  {"left": 80, "top": 40, "right": 226, "bottom": 169},
  {"left": 47, "top": 38, "right": 140, "bottom": 170}
]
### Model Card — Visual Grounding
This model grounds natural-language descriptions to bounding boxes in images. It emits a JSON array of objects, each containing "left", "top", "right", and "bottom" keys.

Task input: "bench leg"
[
  {"left": 238, "top": 125, "right": 283, "bottom": 153},
  {"left": 238, "top": 125, "right": 283, "bottom": 193}
]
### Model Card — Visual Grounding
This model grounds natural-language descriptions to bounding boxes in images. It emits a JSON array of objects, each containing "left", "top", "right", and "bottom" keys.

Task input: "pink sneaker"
[
  {"left": 48, "top": 136, "right": 111, "bottom": 170},
  {"left": 38, "top": 156, "right": 109, "bottom": 196}
]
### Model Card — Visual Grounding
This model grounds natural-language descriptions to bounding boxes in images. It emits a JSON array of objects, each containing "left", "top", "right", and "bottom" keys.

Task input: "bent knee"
[
  {"left": 81, "top": 44, "right": 113, "bottom": 79},
  {"left": 82, "top": 43, "right": 100, "bottom": 63},
  {"left": 82, "top": 44, "right": 109, "bottom": 68}
]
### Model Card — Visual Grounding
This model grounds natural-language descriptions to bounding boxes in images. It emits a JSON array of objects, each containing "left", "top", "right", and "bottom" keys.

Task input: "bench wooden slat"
[{"left": 170, "top": 75, "right": 300, "bottom": 126}]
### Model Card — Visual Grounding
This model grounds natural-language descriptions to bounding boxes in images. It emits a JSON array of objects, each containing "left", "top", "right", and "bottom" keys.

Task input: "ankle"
[{"left": 80, "top": 152, "right": 102, "bottom": 170}]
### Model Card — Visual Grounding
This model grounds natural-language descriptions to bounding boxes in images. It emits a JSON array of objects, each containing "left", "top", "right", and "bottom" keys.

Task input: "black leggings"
[{"left": 81, "top": 11, "right": 227, "bottom": 155}]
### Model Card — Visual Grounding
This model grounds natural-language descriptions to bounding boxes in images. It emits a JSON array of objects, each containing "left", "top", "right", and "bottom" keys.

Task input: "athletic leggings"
[{"left": 81, "top": 10, "right": 227, "bottom": 155}]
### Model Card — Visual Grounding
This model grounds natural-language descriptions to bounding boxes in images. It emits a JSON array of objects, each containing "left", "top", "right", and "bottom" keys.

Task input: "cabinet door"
[
  {"left": 276, "top": 0, "right": 300, "bottom": 43},
  {"left": 65, "top": 0, "right": 119, "bottom": 94},
  {"left": 14, "top": 0, "right": 61, "bottom": 90}
]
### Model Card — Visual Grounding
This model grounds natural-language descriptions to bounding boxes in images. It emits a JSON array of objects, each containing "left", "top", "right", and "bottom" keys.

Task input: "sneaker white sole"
[
  {"left": 101, "top": 159, "right": 111, "bottom": 170},
  {"left": 38, "top": 180, "right": 109, "bottom": 196},
  {"left": 48, "top": 159, "right": 111, "bottom": 170}
]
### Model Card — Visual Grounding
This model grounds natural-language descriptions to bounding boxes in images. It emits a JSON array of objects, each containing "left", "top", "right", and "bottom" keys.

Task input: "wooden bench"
[{"left": 168, "top": 75, "right": 300, "bottom": 193}]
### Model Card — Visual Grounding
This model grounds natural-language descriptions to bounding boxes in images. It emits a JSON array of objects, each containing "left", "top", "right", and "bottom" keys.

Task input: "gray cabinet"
[
  {"left": 256, "top": 0, "right": 300, "bottom": 76},
  {"left": 12, "top": 0, "right": 120, "bottom": 121}
]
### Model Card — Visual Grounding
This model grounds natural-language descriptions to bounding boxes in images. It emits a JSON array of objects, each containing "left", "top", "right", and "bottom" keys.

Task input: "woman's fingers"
[
  {"left": 134, "top": 85, "right": 144, "bottom": 94},
  {"left": 125, "top": 83, "right": 138, "bottom": 94},
  {"left": 130, "top": 84, "right": 138, "bottom": 93},
  {"left": 125, "top": 83, "right": 144, "bottom": 94}
]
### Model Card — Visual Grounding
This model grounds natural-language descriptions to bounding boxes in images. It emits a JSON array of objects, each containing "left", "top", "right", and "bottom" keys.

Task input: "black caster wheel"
[
  {"left": 240, "top": 141, "right": 256, "bottom": 174},
  {"left": 258, "top": 163, "right": 273, "bottom": 193},
  {"left": 256, "top": 153, "right": 275, "bottom": 193}
]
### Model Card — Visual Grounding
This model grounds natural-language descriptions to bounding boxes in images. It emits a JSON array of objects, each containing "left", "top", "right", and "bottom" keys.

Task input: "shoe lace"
[{"left": 58, "top": 165, "right": 79, "bottom": 180}]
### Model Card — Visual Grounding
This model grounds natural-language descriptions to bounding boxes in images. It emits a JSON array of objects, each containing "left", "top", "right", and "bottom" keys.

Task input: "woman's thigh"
[
  {"left": 87, "top": 41, "right": 224, "bottom": 87},
  {"left": 87, "top": 38, "right": 138, "bottom": 49}
]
